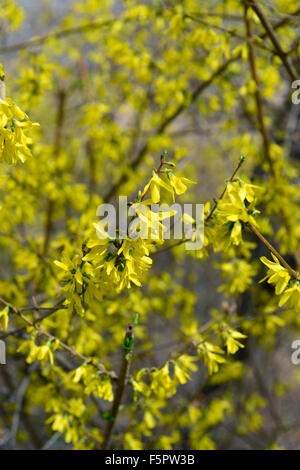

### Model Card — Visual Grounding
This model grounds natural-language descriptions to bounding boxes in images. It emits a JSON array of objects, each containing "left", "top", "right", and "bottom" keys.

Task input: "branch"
[
  {"left": 245, "top": 223, "right": 299, "bottom": 279},
  {"left": 102, "top": 323, "right": 135, "bottom": 449},
  {"left": 0, "top": 18, "right": 120, "bottom": 54},
  {"left": 243, "top": 2, "right": 276, "bottom": 177},
  {"left": 10, "top": 363, "right": 38, "bottom": 447},
  {"left": 103, "top": 7, "right": 299, "bottom": 202},
  {"left": 180, "top": 11, "right": 278, "bottom": 55},
  {"left": 248, "top": 0, "right": 298, "bottom": 81},
  {"left": 0, "top": 297, "right": 116, "bottom": 379},
  {"left": 43, "top": 88, "right": 67, "bottom": 256}
]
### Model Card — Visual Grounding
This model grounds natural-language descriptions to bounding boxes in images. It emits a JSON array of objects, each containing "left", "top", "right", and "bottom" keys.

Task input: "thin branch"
[
  {"left": 40, "top": 431, "right": 62, "bottom": 450},
  {"left": 0, "top": 18, "right": 120, "bottom": 54},
  {"left": 43, "top": 89, "right": 67, "bottom": 256},
  {"left": 102, "top": 323, "right": 135, "bottom": 449},
  {"left": 243, "top": 1, "right": 276, "bottom": 177},
  {"left": 0, "top": 297, "right": 117, "bottom": 379},
  {"left": 245, "top": 222, "right": 299, "bottom": 279},
  {"left": 180, "top": 11, "right": 278, "bottom": 55}
]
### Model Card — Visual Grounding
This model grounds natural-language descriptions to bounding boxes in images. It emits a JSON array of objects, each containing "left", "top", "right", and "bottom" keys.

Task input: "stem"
[{"left": 102, "top": 323, "right": 135, "bottom": 449}]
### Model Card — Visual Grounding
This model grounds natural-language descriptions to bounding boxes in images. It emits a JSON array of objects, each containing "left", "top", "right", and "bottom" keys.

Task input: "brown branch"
[
  {"left": 248, "top": 0, "right": 298, "bottom": 82},
  {"left": 102, "top": 323, "right": 135, "bottom": 449},
  {"left": 245, "top": 223, "right": 299, "bottom": 279}
]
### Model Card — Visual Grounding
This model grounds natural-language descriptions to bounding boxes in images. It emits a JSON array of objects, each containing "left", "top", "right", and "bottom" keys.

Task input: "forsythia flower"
[
  {"left": 260, "top": 253, "right": 291, "bottom": 295},
  {"left": 198, "top": 342, "right": 226, "bottom": 375},
  {"left": 142, "top": 172, "right": 174, "bottom": 203},
  {"left": 0, "top": 306, "right": 9, "bottom": 332},
  {"left": 174, "top": 354, "right": 198, "bottom": 384},
  {"left": 167, "top": 173, "right": 196, "bottom": 196},
  {"left": 150, "top": 362, "right": 176, "bottom": 398},
  {"left": 0, "top": 96, "right": 39, "bottom": 164},
  {"left": 278, "top": 283, "right": 300, "bottom": 312},
  {"left": 224, "top": 329, "right": 247, "bottom": 355}
]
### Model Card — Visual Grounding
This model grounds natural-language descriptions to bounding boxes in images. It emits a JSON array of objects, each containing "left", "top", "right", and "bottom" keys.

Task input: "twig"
[
  {"left": 0, "top": 297, "right": 116, "bottom": 379},
  {"left": 245, "top": 223, "right": 299, "bottom": 279},
  {"left": 102, "top": 323, "right": 135, "bottom": 449}
]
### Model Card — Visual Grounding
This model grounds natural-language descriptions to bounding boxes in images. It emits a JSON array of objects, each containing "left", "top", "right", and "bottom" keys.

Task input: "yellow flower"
[
  {"left": 198, "top": 342, "right": 226, "bottom": 375},
  {"left": 260, "top": 254, "right": 291, "bottom": 295},
  {"left": 174, "top": 354, "right": 198, "bottom": 384},
  {"left": 168, "top": 174, "right": 196, "bottom": 196},
  {"left": 0, "top": 97, "right": 39, "bottom": 164},
  {"left": 278, "top": 284, "right": 300, "bottom": 311},
  {"left": 150, "top": 362, "right": 176, "bottom": 397}
]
